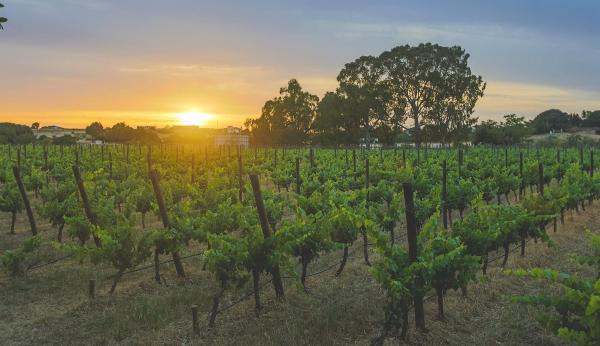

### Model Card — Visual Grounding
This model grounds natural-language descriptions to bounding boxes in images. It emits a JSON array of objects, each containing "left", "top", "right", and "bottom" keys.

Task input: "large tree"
[
  {"left": 246, "top": 79, "right": 318, "bottom": 145},
  {"left": 336, "top": 55, "right": 394, "bottom": 146},
  {"left": 531, "top": 109, "right": 580, "bottom": 134},
  {"left": 85, "top": 121, "right": 105, "bottom": 139},
  {"left": 0, "top": 3, "right": 6, "bottom": 30},
  {"left": 312, "top": 92, "right": 347, "bottom": 145},
  {"left": 380, "top": 44, "right": 485, "bottom": 146}
]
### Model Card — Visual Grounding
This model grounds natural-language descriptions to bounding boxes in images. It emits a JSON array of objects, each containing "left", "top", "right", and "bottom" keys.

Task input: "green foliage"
[
  {"left": 1, "top": 235, "right": 43, "bottom": 276},
  {"left": 0, "top": 123, "right": 35, "bottom": 144},
  {"left": 419, "top": 215, "right": 480, "bottom": 295},
  {"left": 0, "top": 182, "right": 23, "bottom": 214},
  {"left": 473, "top": 114, "right": 531, "bottom": 145},
  {"left": 508, "top": 268, "right": 600, "bottom": 346},
  {"left": 576, "top": 230, "right": 600, "bottom": 279}
]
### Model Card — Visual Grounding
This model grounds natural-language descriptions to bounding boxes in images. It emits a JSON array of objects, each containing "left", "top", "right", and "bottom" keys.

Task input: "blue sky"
[{"left": 0, "top": 0, "right": 598, "bottom": 127}]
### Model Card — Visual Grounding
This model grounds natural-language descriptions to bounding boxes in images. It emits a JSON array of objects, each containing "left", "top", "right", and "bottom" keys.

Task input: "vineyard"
[{"left": 1, "top": 143, "right": 600, "bottom": 345}]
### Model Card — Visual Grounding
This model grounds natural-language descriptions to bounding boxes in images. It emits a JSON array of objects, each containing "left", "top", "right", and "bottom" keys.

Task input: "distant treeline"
[
  {"left": 0, "top": 122, "right": 226, "bottom": 145},
  {"left": 243, "top": 43, "right": 600, "bottom": 147}
]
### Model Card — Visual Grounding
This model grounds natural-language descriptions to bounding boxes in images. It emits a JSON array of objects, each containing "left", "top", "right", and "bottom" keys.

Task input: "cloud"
[{"left": 323, "top": 21, "right": 534, "bottom": 45}]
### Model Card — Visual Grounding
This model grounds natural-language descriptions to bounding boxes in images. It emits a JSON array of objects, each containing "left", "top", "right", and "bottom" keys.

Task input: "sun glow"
[{"left": 176, "top": 111, "right": 214, "bottom": 126}]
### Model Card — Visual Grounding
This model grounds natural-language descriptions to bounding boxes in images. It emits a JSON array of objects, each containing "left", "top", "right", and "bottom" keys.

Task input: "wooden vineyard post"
[
  {"left": 538, "top": 163, "right": 544, "bottom": 196},
  {"left": 191, "top": 305, "right": 200, "bottom": 334},
  {"left": 89, "top": 279, "right": 96, "bottom": 299},
  {"left": 403, "top": 182, "right": 426, "bottom": 330},
  {"left": 442, "top": 160, "right": 448, "bottom": 229},
  {"left": 295, "top": 157, "right": 301, "bottom": 195},
  {"left": 345, "top": 148, "right": 349, "bottom": 167},
  {"left": 43, "top": 145, "right": 48, "bottom": 171},
  {"left": 505, "top": 147, "right": 508, "bottom": 167},
  {"left": 363, "top": 158, "right": 371, "bottom": 266},
  {"left": 352, "top": 149, "right": 357, "bottom": 181},
  {"left": 72, "top": 165, "right": 102, "bottom": 247},
  {"left": 519, "top": 152, "right": 524, "bottom": 197},
  {"left": 274, "top": 148, "right": 278, "bottom": 168},
  {"left": 12, "top": 166, "right": 37, "bottom": 236},
  {"left": 108, "top": 151, "right": 113, "bottom": 179},
  {"left": 580, "top": 147, "right": 584, "bottom": 171},
  {"left": 591, "top": 150, "right": 594, "bottom": 177},
  {"left": 238, "top": 154, "right": 244, "bottom": 202},
  {"left": 148, "top": 170, "right": 186, "bottom": 278},
  {"left": 458, "top": 148, "right": 463, "bottom": 178},
  {"left": 309, "top": 147, "right": 315, "bottom": 169},
  {"left": 249, "top": 174, "right": 285, "bottom": 298},
  {"left": 191, "top": 154, "right": 195, "bottom": 184},
  {"left": 147, "top": 145, "right": 152, "bottom": 173}
]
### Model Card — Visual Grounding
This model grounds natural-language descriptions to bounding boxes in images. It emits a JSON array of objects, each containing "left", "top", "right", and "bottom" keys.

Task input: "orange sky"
[
  {"left": 1, "top": 74, "right": 598, "bottom": 129},
  {"left": 1, "top": 1, "right": 598, "bottom": 129}
]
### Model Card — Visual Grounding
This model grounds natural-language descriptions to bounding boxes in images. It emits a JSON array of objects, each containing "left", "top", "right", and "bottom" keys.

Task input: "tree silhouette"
[
  {"left": 0, "top": 3, "right": 7, "bottom": 30},
  {"left": 380, "top": 44, "right": 485, "bottom": 147}
]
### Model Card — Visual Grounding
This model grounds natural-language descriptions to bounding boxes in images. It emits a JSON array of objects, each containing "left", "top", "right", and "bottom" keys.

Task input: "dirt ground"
[{"left": 1, "top": 197, "right": 598, "bottom": 346}]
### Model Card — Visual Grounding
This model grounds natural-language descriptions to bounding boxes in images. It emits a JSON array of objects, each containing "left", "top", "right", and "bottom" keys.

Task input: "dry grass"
[{"left": 1, "top": 198, "right": 599, "bottom": 345}]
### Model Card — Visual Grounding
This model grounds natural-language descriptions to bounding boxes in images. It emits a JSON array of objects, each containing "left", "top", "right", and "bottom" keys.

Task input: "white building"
[{"left": 215, "top": 127, "right": 249, "bottom": 147}]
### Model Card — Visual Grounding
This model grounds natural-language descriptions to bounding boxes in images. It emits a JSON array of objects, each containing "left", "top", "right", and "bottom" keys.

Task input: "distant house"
[
  {"left": 359, "top": 137, "right": 382, "bottom": 148},
  {"left": 215, "top": 126, "right": 249, "bottom": 147}
]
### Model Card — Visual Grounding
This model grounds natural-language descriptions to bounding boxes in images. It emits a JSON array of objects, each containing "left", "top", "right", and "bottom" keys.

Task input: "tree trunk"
[
  {"left": 482, "top": 253, "right": 489, "bottom": 275},
  {"left": 109, "top": 270, "right": 124, "bottom": 294},
  {"left": 10, "top": 211, "right": 16, "bottom": 234},
  {"left": 57, "top": 222, "right": 64, "bottom": 243},
  {"left": 172, "top": 252, "right": 185, "bottom": 278},
  {"left": 335, "top": 246, "right": 349, "bottom": 277},
  {"left": 300, "top": 255, "right": 309, "bottom": 289},
  {"left": 400, "top": 311, "right": 409, "bottom": 339},
  {"left": 208, "top": 285, "right": 226, "bottom": 327},
  {"left": 521, "top": 235, "right": 526, "bottom": 257},
  {"left": 252, "top": 267, "right": 261, "bottom": 315},
  {"left": 436, "top": 286, "right": 445, "bottom": 319},
  {"left": 502, "top": 240, "right": 510, "bottom": 267},
  {"left": 362, "top": 228, "right": 371, "bottom": 266},
  {"left": 154, "top": 249, "right": 161, "bottom": 284}
]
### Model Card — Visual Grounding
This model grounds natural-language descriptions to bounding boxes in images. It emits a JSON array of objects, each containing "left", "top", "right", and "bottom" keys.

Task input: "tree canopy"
[
  {"left": 247, "top": 43, "right": 485, "bottom": 146},
  {"left": 473, "top": 114, "right": 531, "bottom": 145},
  {"left": 531, "top": 109, "right": 581, "bottom": 134},
  {"left": 245, "top": 79, "right": 319, "bottom": 145}
]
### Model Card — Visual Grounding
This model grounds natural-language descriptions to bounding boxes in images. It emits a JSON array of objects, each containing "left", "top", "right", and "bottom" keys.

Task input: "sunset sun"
[{"left": 176, "top": 111, "right": 213, "bottom": 126}]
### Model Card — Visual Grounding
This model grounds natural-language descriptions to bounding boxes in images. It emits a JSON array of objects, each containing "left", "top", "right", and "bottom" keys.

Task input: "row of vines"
[{"left": 0, "top": 143, "right": 598, "bottom": 344}]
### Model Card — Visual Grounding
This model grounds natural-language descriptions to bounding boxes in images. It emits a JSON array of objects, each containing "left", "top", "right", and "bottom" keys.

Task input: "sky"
[{"left": 0, "top": 0, "right": 599, "bottom": 128}]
